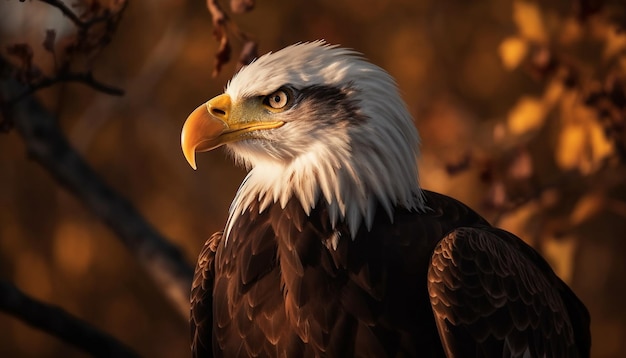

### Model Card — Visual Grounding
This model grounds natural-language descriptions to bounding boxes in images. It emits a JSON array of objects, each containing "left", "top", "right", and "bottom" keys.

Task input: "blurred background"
[{"left": 1, "top": 0, "right": 625, "bottom": 356}]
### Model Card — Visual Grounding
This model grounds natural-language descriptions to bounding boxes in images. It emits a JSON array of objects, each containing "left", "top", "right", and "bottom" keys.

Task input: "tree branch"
[
  {"left": 35, "top": 0, "right": 122, "bottom": 29},
  {"left": 0, "top": 279, "right": 140, "bottom": 358},
  {"left": 9, "top": 72, "right": 124, "bottom": 104},
  {"left": 35, "top": 0, "right": 86, "bottom": 28},
  {"left": 0, "top": 56, "right": 193, "bottom": 318}
]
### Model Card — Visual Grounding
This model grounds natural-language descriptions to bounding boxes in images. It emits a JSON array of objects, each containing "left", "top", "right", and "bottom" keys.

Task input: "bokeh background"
[{"left": 1, "top": 0, "right": 625, "bottom": 356}]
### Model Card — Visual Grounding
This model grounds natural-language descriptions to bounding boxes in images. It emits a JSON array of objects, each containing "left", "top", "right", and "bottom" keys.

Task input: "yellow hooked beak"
[{"left": 181, "top": 94, "right": 285, "bottom": 169}]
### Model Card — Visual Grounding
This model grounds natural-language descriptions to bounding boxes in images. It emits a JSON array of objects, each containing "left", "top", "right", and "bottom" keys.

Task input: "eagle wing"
[
  {"left": 427, "top": 226, "right": 591, "bottom": 358},
  {"left": 190, "top": 231, "right": 222, "bottom": 357}
]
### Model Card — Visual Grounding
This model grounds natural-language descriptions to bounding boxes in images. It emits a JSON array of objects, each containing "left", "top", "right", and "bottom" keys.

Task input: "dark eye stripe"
[{"left": 293, "top": 85, "right": 365, "bottom": 125}]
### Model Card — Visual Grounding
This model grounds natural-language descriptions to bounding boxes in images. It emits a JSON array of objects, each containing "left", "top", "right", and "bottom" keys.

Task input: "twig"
[
  {"left": 36, "top": 0, "right": 117, "bottom": 29},
  {"left": 0, "top": 57, "right": 194, "bottom": 318},
  {"left": 70, "top": 9, "right": 190, "bottom": 151},
  {"left": 0, "top": 280, "right": 140, "bottom": 358},
  {"left": 6, "top": 0, "right": 128, "bottom": 104},
  {"left": 207, "top": 0, "right": 228, "bottom": 27},
  {"left": 9, "top": 72, "right": 124, "bottom": 104},
  {"left": 36, "top": 0, "right": 85, "bottom": 27}
]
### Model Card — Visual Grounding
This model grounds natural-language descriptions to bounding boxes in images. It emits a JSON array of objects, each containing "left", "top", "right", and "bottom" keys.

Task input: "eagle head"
[{"left": 181, "top": 41, "right": 424, "bottom": 238}]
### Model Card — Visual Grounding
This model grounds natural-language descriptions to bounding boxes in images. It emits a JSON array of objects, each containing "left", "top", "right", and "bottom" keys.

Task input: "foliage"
[{"left": 0, "top": 0, "right": 625, "bottom": 357}]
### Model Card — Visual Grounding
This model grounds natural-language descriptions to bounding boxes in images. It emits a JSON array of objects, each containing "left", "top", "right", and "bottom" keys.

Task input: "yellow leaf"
[
  {"left": 604, "top": 26, "right": 626, "bottom": 60},
  {"left": 507, "top": 96, "right": 546, "bottom": 135},
  {"left": 543, "top": 78, "right": 565, "bottom": 107},
  {"left": 570, "top": 194, "right": 605, "bottom": 226},
  {"left": 556, "top": 123, "right": 585, "bottom": 170},
  {"left": 499, "top": 36, "right": 528, "bottom": 70},
  {"left": 513, "top": 0, "right": 547, "bottom": 43},
  {"left": 589, "top": 121, "right": 614, "bottom": 163}
]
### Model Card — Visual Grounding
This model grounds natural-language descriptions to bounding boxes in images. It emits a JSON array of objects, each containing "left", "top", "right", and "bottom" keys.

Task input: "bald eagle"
[{"left": 181, "top": 42, "right": 590, "bottom": 357}]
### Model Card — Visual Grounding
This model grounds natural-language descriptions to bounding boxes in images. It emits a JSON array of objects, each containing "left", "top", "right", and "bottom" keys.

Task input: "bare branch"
[
  {"left": 36, "top": 0, "right": 86, "bottom": 28},
  {"left": 5, "top": 0, "right": 129, "bottom": 104},
  {"left": 0, "top": 57, "right": 194, "bottom": 318},
  {"left": 35, "top": 0, "right": 124, "bottom": 29},
  {"left": 8, "top": 71, "right": 124, "bottom": 104},
  {"left": 0, "top": 280, "right": 140, "bottom": 358}
]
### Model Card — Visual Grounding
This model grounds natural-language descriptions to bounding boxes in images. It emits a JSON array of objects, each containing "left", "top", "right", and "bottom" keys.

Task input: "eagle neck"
[{"left": 224, "top": 144, "right": 425, "bottom": 244}]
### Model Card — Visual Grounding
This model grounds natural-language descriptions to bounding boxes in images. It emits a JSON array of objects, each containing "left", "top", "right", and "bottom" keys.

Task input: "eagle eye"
[{"left": 264, "top": 89, "right": 290, "bottom": 110}]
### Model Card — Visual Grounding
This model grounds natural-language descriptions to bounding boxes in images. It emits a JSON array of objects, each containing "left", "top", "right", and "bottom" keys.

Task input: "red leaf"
[
  {"left": 238, "top": 40, "right": 257, "bottom": 68},
  {"left": 213, "top": 35, "right": 231, "bottom": 77},
  {"left": 230, "top": 0, "right": 254, "bottom": 14},
  {"left": 43, "top": 29, "right": 57, "bottom": 53}
]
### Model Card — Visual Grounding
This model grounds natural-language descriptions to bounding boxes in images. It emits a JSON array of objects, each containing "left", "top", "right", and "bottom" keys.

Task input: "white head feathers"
[{"left": 223, "top": 41, "right": 424, "bottom": 241}]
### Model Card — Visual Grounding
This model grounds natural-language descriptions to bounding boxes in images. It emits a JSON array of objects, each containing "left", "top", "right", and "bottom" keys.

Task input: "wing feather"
[
  {"left": 190, "top": 231, "right": 222, "bottom": 357},
  {"left": 428, "top": 227, "right": 589, "bottom": 358}
]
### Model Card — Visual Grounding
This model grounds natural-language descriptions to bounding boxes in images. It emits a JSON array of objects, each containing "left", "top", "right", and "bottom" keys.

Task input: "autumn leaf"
[
  {"left": 507, "top": 96, "right": 546, "bottom": 135},
  {"left": 513, "top": 0, "right": 547, "bottom": 43},
  {"left": 213, "top": 33, "right": 231, "bottom": 77},
  {"left": 238, "top": 40, "right": 258, "bottom": 68},
  {"left": 43, "top": 29, "right": 56, "bottom": 53},
  {"left": 231, "top": 0, "right": 254, "bottom": 14},
  {"left": 556, "top": 123, "right": 586, "bottom": 170},
  {"left": 499, "top": 36, "right": 528, "bottom": 70}
]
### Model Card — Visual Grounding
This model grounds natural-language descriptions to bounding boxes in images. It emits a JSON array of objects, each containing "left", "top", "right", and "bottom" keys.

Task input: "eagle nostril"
[{"left": 210, "top": 108, "right": 226, "bottom": 117}]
